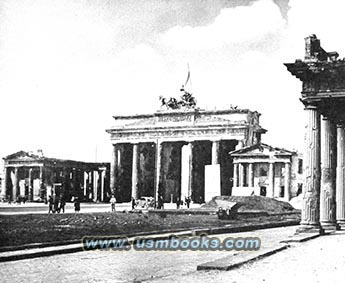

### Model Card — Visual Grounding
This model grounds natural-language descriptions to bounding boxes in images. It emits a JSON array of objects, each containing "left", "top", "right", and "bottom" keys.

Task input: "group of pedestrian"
[
  {"left": 176, "top": 196, "right": 191, "bottom": 209},
  {"left": 48, "top": 195, "right": 66, "bottom": 213}
]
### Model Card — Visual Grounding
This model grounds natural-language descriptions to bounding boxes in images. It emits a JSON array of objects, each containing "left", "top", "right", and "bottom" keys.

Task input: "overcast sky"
[{"left": 1, "top": 0, "right": 345, "bottom": 163}]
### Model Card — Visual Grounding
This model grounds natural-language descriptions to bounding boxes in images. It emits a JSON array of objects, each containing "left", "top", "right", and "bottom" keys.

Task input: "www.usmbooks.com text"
[{"left": 82, "top": 235, "right": 261, "bottom": 251}]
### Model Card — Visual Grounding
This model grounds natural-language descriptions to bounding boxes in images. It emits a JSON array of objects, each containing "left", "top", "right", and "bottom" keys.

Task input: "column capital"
[{"left": 304, "top": 104, "right": 318, "bottom": 111}]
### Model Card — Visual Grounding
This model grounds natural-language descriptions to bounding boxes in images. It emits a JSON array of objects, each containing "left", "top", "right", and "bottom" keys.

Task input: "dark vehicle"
[{"left": 216, "top": 202, "right": 242, "bottom": 220}]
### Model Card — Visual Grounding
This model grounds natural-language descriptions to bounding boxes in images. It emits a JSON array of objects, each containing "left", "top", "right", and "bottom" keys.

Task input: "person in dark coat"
[
  {"left": 176, "top": 197, "right": 180, "bottom": 209},
  {"left": 74, "top": 197, "right": 80, "bottom": 213},
  {"left": 59, "top": 196, "right": 66, "bottom": 213},
  {"left": 54, "top": 195, "right": 60, "bottom": 213},
  {"left": 185, "top": 196, "right": 191, "bottom": 209},
  {"left": 48, "top": 195, "right": 53, "bottom": 213},
  {"left": 131, "top": 197, "right": 136, "bottom": 210}
]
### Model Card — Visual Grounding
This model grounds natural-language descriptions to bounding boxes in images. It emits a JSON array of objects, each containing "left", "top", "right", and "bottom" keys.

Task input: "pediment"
[
  {"left": 230, "top": 143, "right": 294, "bottom": 156},
  {"left": 4, "top": 151, "right": 40, "bottom": 161}
]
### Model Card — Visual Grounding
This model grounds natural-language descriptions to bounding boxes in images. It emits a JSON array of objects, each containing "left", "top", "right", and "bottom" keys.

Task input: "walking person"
[
  {"left": 159, "top": 195, "right": 164, "bottom": 209},
  {"left": 48, "top": 195, "right": 53, "bottom": 213},
  {"left": 59, "top": 195, "right": 66, "bottom": 213},
  {"left": 131, "top": 197, "right": 136, "bottom": 210},
  {"left": 185, "top": 196, "right": 191, "bottom": 209},
  {"left": 110, "top": 195, "right": 116, "bottom": 212},
  {"left": 54, "top": 194, "right": 60, "bottom": 213},
  {"left": 74, "top": 197, "right": 80, "bottom": 213},
  {"left": 176, "top": 197, "right": 180, "bottom": 209}
]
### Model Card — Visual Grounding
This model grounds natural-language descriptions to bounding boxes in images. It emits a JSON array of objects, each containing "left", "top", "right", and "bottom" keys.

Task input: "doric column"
[
  {"left": 238, "top": 163, "right": 244, "bottom": 187},
  {"left": 187, "top": 142, "right": 193, "bottom": 198},
  {"left": 72, "top": 168, "right": 77, "bottom": 197},
  {"left": 248, "top": 163, "right": 254, "bottom": 187},
  {"left": 299, "top": 105, "right": 322, "bottom": 231},
  {"left": 94, "top": 170, "right": 101, "bottom": 202},
  {"left": 83, "top": 171, "right": 87, "bottom": 197},
  {"left": 13, "top": 167, "right": 19, "bottom": 201},
  {"left": 28, "top": 168, "right": 33, "bottom": 201},
  {"left": 233, "top": 163, "right": 238, "bottom": 188},
  {"left": 131, "top": 143, "right": 139, "bottom": 199},
  {"left": 320, "top": 116, "right": 337, "bottom": 229},
  {"left": 100, "top": 170, "right": 104, "bottom": 202},
  {"left": 110, "top": 144, "right": 118, "bottom": 195},
  {"left": 1, "top": 167, "right": 8, "bottom": 200},
  {"left": 154, "top": 141, "right": 163, "bottom": 202},
  {"left": 268, "top": 162, "right": 275, "bottom": 198},
  {"left": 39, "top": 166, "right": 44, "bottom": 199},
  {"left": 284, "top": 162, "right": 291, "bottom": 201},
  {"left": 90, "top": 170, "right": 94, "bottom": 200},
  {"left": 211, "top": 140, "right": 220, "bottom": 165},
  {"left": 336, "top": 123, "right": 345, "bottom": 228}
]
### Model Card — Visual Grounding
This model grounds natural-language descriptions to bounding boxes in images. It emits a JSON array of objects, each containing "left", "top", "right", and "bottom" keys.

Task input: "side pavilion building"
[
  {"left": 1, "top": 151, "right": 110, "bottom": 203},
  {"left": 106, "top": 108, "right": 266, "bottom": 203},
  {"left": 230, "top": 143, "right": 303, "bottom": 201}
]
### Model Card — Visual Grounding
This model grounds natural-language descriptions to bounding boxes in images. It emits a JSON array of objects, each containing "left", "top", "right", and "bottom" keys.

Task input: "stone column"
[
  {"left": 268, "top": 162, "right": 275, "bottom": 198},
  {"left": 95, "top": 171, "right": 100, "bottom": 202},
  {"left": 110, "top": 144, "right": 118, "bottom": 196},
  {"left": 233, "top": 163, "right": 238, "bottom": 188},
  {"left": 39, "top": 166, "right": 44, "bottom": 200},
  {"left": 284, "top": 162, "right": 291, "bottom": 201},
  {"left": 72, "top": 168, "right": 77, "bottom": 198},
  {"left": 187, "top": 142, "right": 193, "bottom": 198},
  {"left": 100, "top": 170, "right": 104, "bottom": 202},
  {"left": 211, "top": 140, "right": 220, "bottom": 165},
  {"left": 13, "top": 167, "right": 19, "bottom": 201},
  {"left": 28, "top": 168, "right": 33, "bottom": 201},
  {"left": 299, "top": 105, "right": 322, "bottom": 232},
  {"left": 90, "top": 170, "right": 94, "bottom": 200},
  {"left": 238, "top": 163, "right": 244, "bottom": 187},
  {"left": 336, "top": 123, "right": 345, "bottom": 228},
  {"left": 320, "top": 117, "right": 337, "bottom": 230},
  {"left": 1, "top": 168, "right": 8, "bottom": 200},
  {"left": 248, "top": 163, "right": 254, "bottom": 187},
  {"left": 83, "top": 171, "right": 87, "bottom": 197},
  {"left": 154, "top": 141, "right": 163, "bottom": 202},
  {"left": 131, "top": 143, "right": 139, "bottom": 199}
]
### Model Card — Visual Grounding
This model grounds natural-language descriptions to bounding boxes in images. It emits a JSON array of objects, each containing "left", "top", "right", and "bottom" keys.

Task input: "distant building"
[
  {"left": 229, "top": 143, "right": 303, "bottom": 201},
  {"left": 1, "top": 150, "right": 110, "bottom": 202},
  {"left": 106, "top": 108, "right": 266, "bottom": 203}
]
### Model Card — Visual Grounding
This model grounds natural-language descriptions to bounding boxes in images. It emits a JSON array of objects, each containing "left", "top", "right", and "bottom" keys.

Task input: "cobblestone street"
[{"left": 2, "top": 226, "right": 340, "bottom": 283}]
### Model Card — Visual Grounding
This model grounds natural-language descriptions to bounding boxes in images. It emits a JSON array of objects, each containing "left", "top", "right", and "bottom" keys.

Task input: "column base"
[
  {"left": 296, "top": 224, "right": 324, "bottom": 235},
  {"left": 336, "top": 220, "right": 345, "bottom": 230},
  {"left": 320, "top": 222, "right": 339, "bottom": 232}
]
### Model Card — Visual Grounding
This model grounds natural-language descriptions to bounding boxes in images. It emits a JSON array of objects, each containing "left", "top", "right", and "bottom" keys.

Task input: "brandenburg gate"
[
  {"left": 106, "top": 108, "right": 266, "bottom": 203},
  {"left": 285, "top": 35, "right": 345, "bottom": 232}
]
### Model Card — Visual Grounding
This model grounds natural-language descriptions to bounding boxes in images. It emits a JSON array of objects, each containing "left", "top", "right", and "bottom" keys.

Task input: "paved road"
[
  {"left": 0, "top": 226, "right": 301, "bottom": 283},
  {"left": 156, "top": 230, "right": 345, "bottom": 283},
  {"left": 0, "top": 202, "right": 199, "bottom": 214}
]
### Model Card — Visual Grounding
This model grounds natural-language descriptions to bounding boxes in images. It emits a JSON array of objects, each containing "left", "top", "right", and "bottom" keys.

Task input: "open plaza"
[{"left": 2, "top": 1, "right": 345, "bottom": 282}]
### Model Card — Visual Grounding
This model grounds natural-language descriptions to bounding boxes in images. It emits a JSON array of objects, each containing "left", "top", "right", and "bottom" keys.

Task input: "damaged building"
[
  {"left": 106, "top": 107, "right": 267, "bottom": 203},
  {"left": 0, "top": 150, "right": 110, "bottom": 202}
]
